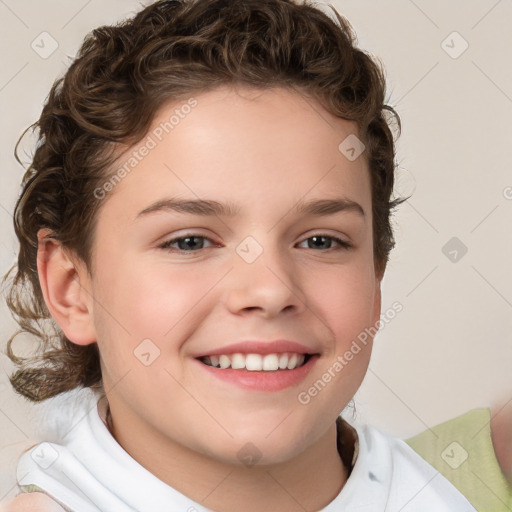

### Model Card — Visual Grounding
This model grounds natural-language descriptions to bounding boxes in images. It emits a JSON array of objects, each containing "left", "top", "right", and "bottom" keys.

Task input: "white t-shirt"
[{"left": 16, "top": 390, "right": 476, "bottom": 512}]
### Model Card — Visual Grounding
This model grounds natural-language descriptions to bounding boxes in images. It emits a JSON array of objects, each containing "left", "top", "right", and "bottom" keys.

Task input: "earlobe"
[{"left": 36, "top": 228, "right": 96, "bottom": 346}]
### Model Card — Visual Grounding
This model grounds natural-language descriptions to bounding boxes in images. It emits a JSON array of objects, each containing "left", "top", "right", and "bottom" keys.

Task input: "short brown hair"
[{"left": 3, "top": 0, "right": 406, "bottom": 402}]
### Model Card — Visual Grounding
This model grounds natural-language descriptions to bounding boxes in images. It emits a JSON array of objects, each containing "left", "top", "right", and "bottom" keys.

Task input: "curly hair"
[{"left": 3, "top": 0, "right": 406, "bottom": 402}]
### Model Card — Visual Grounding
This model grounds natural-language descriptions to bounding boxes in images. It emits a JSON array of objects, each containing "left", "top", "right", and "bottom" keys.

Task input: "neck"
[{"left": 106, "top": 404, "right": 350, "bottom": 512}]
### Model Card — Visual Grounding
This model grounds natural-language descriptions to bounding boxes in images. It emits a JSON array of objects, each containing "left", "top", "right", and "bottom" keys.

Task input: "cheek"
[
  {"left": 306, "top": 262, "right": 378, "bottom": 336},
  {"left": 93, "top": 260, "right": 218, "bottom": 349},
  {"left": 125, "top": 264, "right": 219, "bottom": 332}
]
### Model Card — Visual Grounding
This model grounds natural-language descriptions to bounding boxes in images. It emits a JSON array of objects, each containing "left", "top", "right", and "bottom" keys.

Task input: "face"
[{"left": 78, "top": 85, "right": 381, "bottom": 466}]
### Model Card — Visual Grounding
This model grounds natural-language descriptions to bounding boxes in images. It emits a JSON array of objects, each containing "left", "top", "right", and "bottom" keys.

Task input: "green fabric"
[
  {"left": 406, "top": 408, "right": 512, "bottom": 512},
  {"left": 19, "top": 484, "right": 44, "bottom": 493}
]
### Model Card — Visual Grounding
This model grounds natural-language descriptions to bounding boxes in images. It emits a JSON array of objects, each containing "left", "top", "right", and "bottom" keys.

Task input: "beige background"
[{"left": 1, "top": 0, "right": 511, "bottom": 502}]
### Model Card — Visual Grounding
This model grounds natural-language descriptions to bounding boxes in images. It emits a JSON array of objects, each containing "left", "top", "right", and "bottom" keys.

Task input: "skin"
[
  {"left": 490, "top": 400, "right": 512, "bottom": 485},
  {"left": 3, "top": 492, "right": 66, "bottom": 511},
  {"left": 32, "top": 85, "right": 382, "bottom": 512}
]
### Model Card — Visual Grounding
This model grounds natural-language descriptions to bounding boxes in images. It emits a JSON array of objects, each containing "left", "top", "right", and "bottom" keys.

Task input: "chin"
[{"left": 198, "top": 428, "right": 311, "bottom": 468}]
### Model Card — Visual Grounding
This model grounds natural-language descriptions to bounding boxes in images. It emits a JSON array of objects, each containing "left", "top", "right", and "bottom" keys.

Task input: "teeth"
[
  {"left": 231, "top": 353, "right": 245, "bottom": 369},
  {"left": 246, "top": 354, "right": 262, "bottom": 371},
  {"left": 287, "top": 353, "right": 298, "bottom": 370},
  {"left": 201, "top": 352, "right": 307, "bottom": 371},
  {"left": 263, "top": 354, "right": 279, "bottom": 371},
  {"left": 219, "top": 355, "right": 231, "bottom": 369}
]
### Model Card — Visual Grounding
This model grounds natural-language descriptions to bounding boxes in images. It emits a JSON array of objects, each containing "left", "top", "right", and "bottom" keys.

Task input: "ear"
[{"left": 36, "top": 228, "right": 96, "bottom": 346}]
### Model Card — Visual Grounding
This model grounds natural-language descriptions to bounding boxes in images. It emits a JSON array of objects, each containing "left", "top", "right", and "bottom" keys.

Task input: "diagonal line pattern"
[
  {"left": 367, "top": 367, "right": 439, "bottom": 439},
  {"left": 406, "top": 265, "right": 438, "bottom": 297},
  {"left": 471, "top": 265, "right": 512, "bottom": 309},
  {"left": 470, "top": 205, "right": 499, "bottom": 233},
  {"left": 0, "top": 472, "right": 29, "bottom": 504},
  {"left": 470, "top": 395, "right": 512, "bottom": 440},
  {"left": 57, "top": 471, "right": 105, "bottom": 511},
  {"left": 395, "top": 62, "right": 439, "bottom": 105},
  {"left": 265, "top": 471, "right": 308, "bottom": 511},
  {"left": 61, "top": 0, "right": 92, "bottom": 30},
  {"left": 471, "top": 0, "right": 504, "bottom": 29},
  {"left": 472, "top": 61, "right": 512, "bottom": 105},
  {"left": 70, "top": 275, "right": 131, "bottom": 336},
  {"left": 470, "top": 469, "right": 512, "bottom": 510},
  {"left": 0, "top": 0, "right": 29, "bottom": 29},
  {"left": 161, "top": 160, "right": 342, "bottom": 340},
  {"left": 398, "top": 473, "right": 439, "bottom": 510},
  {"left": 408, "top": 0, "right": 439, "bottom": 29},
  {"left": 264, "top": 410, "right": 295, "bottom": 439},
  {"left": 164, "top": 368, "right": 233, "bottom": 438},
  {"left": 12, "top": 381, "right": 134, "bottom": 498},
  {"left": 0, "top": 202, "right": 14, "bottom": 219},
  {"left": 296, "top": 91, "right": 337, "bottom": 131},
  {"left": 200, "top": 469, "right": 235, "bottom": 503},
  {"left": 0, "top": 62, "right": 29, "bottom": 93},
  {"left": 63, "top": 369, "right": 132, "bottom": 439},
  {"left": 264, "top": 264, "right": 336, "bottom": 337},
  {"left": 267, "top": 164, "right": 337, "bottom": 234},
  {"left": 405, "top": 201, "right": 439, "bottom": 233},
  {"left": 162, "top": 267, "right": 234, "bottom": 337},
  {"left": 0, "top": 408, "right": 29, "bottom": 439},
  {"left": 164, "top": 163, "right": 234, "bottom": 235}
]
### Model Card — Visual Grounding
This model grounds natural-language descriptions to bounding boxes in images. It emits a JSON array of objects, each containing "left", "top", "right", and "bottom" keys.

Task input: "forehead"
[{"left": 98, "top": 85, "right": 371, "bottom": 224}]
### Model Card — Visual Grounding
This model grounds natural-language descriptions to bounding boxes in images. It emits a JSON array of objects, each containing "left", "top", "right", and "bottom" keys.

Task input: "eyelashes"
[
  {"left": 158, "top": 233, "right": 352, "bottom": 254},
  {"left": 299, "top": 235, "right": 352, "bottom": 251},
  {"left": 159, "top": 234, "right": 216, "bottom": 252}
]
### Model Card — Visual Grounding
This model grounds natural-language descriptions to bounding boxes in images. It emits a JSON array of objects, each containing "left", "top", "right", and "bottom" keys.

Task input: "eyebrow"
[{"left": 135, "top": 196, "right": 365, "bottom": 220}]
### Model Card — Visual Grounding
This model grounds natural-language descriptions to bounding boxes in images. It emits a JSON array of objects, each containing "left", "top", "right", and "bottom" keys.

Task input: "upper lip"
[{"left": 193, "top": 339, "right": 319, "bottom": 358}]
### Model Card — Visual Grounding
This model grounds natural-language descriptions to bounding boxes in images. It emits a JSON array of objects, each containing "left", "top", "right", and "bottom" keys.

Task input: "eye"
[
  {"left": 159, "top": 234, "right": 216, "bottom": 253},
  {"left": 158, "top": 233, "right": 352, "bottom": 254},
  {"left": 297, "top": 234, "right": 352, "bottom": 251}
]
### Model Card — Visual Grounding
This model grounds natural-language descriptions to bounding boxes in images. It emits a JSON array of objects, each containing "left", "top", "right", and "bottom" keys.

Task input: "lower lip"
[{"left": 194, "top": 355, "right": 319, "bottom": 392}]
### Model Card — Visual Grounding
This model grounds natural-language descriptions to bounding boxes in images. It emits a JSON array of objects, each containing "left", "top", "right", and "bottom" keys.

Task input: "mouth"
[
  {"left": 194, "top": 352, "right": 319, "bottom": 392},
  {"left": 198, "top": 352, "right": 313, "bottom": 371}
]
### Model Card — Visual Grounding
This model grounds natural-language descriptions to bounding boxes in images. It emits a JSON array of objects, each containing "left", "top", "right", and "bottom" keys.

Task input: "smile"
[
  {"left": 195, "top": 353, "right": 319, "bottom": 392},
  {"left": 198, "top": 352, "right": 311, "bottom": 371}
]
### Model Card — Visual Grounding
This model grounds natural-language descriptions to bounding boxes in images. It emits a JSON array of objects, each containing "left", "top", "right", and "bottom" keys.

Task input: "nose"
[{"left": 223, "top": 239, "right": 307, "bottom": 318}]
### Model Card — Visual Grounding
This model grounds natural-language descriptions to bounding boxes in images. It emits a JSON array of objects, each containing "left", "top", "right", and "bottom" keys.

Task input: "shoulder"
[
  {"left": 354, "top": 422, "right": 439, "bottom": 476},
  {"left": 347, "top": 423, "right": 477, "bottom": 510},
  {"left": 405, "top": 407, "right": 507, "bottom": 475},
  {"left": 3, "top": 493, "right": 66, "bottom": 512},
  {"left": 405, "top": 408, "right": 512, "bottom": 510},
  {"left": 490, "top": 401, "right": 512, "bottom": 484}
]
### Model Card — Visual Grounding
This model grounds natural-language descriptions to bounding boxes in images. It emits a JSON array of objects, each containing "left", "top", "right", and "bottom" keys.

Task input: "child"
[{"left": 3, "top": 0, "right": 477, "bottom": 510}]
